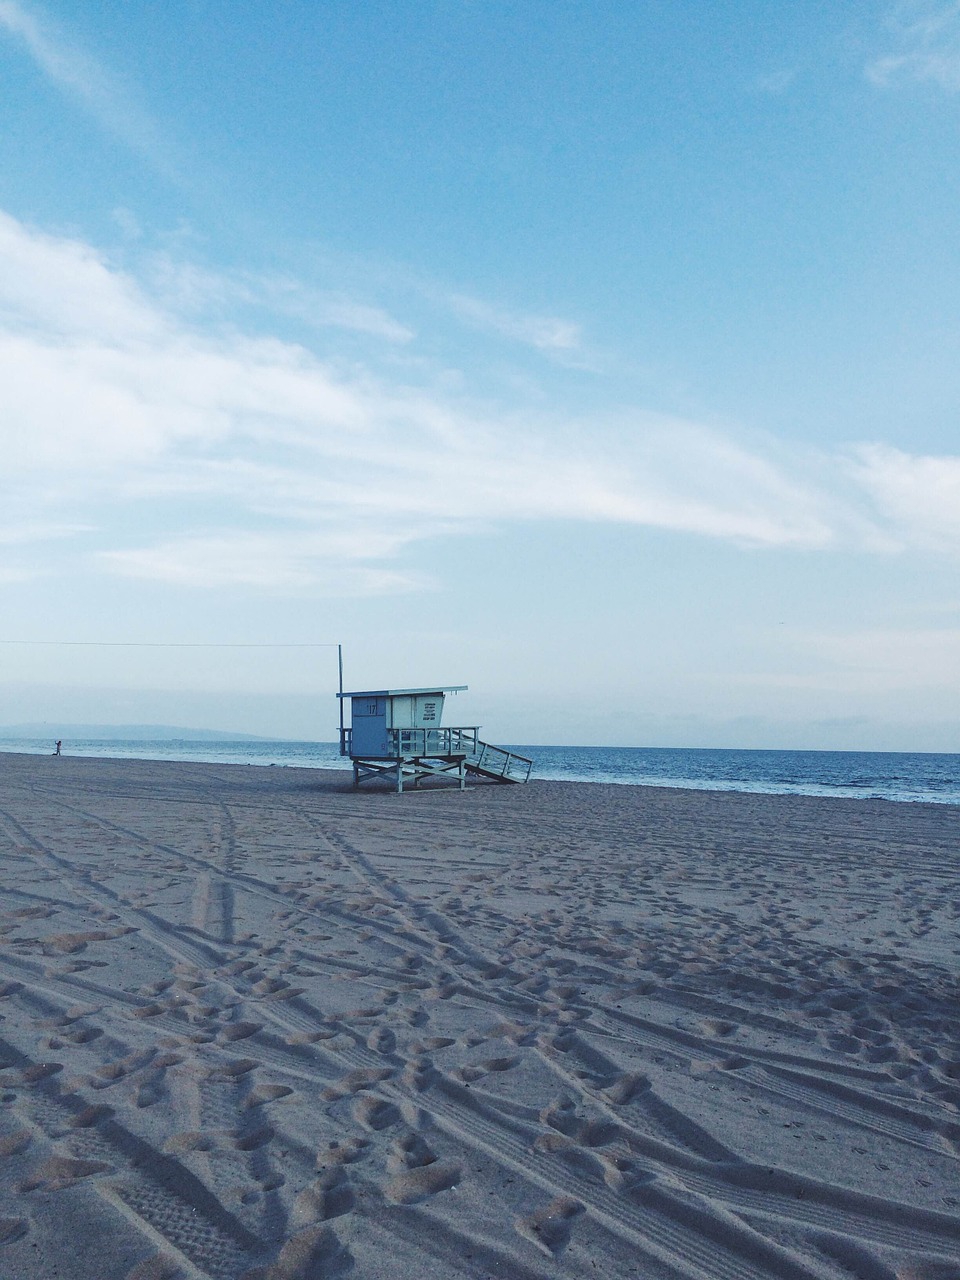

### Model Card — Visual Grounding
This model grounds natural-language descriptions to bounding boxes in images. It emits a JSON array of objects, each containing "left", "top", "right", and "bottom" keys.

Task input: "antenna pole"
[{"left": 337, "top": 643, "right": 345, "bottom": 754}]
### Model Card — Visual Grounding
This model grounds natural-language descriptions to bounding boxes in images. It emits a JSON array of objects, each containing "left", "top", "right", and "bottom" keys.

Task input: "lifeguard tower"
[{"left": 338, "top": 685, "right": 532, "bottom": 792}]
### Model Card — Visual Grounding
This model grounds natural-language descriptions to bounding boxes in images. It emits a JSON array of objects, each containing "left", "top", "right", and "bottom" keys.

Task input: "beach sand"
[{"left": 0, "top": 752, "right": 958, "bottom": 1279}]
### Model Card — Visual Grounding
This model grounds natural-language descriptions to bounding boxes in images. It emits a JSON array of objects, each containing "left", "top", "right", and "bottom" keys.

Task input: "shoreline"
[
  {"left": 0, "top": 752, "right": 957, "bottom": 1278},
  {"left": 2, "top": 744, "right": 957, "bottom": 807}
]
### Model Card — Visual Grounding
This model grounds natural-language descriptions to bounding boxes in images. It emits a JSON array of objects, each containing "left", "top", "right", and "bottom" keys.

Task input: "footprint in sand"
[
  {"left": 208, "top": 1057, "right": 260, "bottom": 1080},
  {"left": 316, "top": 1136, "right": 368, "bottom": 1169},
  {"left": 20, "top": 1061, "right": 63, "bottom": 1083},
  {"left": 0, "top": 1216, "right": 29, "bottom": 1246},
  {"left": 252, "top": 977, "right": 288, "bottom": 995},
  {"left": 286, "top": 1029, "right": 338, "bottom": 1045},
  {"left": 402, "top": 1056, "right": 437, "bottom": 1092},
  {"left": 489, "top": 1021, "right": 537, "bottom": 1046},
  {"left": 352, "top": 1095, "right": 401, "bottom": 1131},
  {"left": 514, "top": 1195, "right": 584, "bottom": 1256},
  {"left": 701, "top": 1018, "right": 739, "bottom": 1037},
  {"left": 245, "top": 1083, "right": 295, "bottom": 1108},
  {"left": 322, "top": 1067, "right": 392, "bottom": 1100},
  {"left": 413, "top": 1037, "right": 455, "bottom": 1052},
  {"left": 234, "top": 1125, "right": 275, "bottom": 1151},
  {"left": 366, "top": 1027, "right": 396, "bottom": 1055},
  {"left": 290, "top": 1168, "right": 354, "bottom": 1225},
  {"left": 540, "top": 1096, "right": 580, "bottom": 1136},
  {"left": 62, "top": 1024, "right": 104, "bottom": 1045},
  {"left": 136, "top": 1074, "right": 165, "bottom": 1108},
  {"left": 577, "top": 1118, "right": 619, "bottom": 1147},
  {"left": 260, "top": 1224, "right": 352, "bottom": 1280},
  {"left": 69, "top": 1104, "right": 113, "bottom": 1129},
  {"left": 21, "top": 1155, "right": 112, "bottom": 1191},
  {"left": 478, "top": 1055, "right": 520, "bottom": 1073},
  {"left": 0, "top": 1130, "right": 32, "bottom": 1157},
  {"left": 388, "top": 1130, "right": 437, "bottom": 1171},
  {"left": 124, "top": 1253, "right": 181, "bottom": 1280},
  {"left": 163, "top": 1131, "right": 216, "bottom": 1153},
  {"left": 219, "top": 1021, "right": 262, "bottom": 1043},
  {"left": 384, "top": 1159, "right": 462, "bottom": 1205},
  {"left": 604, "top": 1072, "right": 651, "bottom": 1105},
  {"left": 91, "top": 1060, "right": 128, "bottom": 1088}
]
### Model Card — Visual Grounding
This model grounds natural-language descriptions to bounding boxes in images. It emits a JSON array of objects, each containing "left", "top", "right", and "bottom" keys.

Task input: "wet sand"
[{"left": 0, "top": 751, "right": 958, "bottom": 1279}]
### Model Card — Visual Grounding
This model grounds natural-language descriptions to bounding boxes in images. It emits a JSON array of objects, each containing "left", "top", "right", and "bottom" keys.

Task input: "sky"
[{"left": 1, "top": 1, "right": 960, "bottom": 750}]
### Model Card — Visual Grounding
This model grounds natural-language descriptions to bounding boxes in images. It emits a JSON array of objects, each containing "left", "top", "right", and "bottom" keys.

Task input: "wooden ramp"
[{"left": 463, "top": 739, "right": 533, "bottom": 784}]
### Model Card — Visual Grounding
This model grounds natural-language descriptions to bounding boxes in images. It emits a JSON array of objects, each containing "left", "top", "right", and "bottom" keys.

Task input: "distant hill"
[{"left": 0, "top": 723, "right": 281, "bottom": 742}]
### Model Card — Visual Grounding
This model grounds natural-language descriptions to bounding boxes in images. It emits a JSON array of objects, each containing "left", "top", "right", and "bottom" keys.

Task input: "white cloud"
[
  {"left": 851, "top": 443, "right": 960, "bottom": 549},
  {"left": 0, "top": 0, "right": 102, "bottom": 93},
  {"left": 2, "top": 210, "right": 959, "bottom": 595},
  {"left": 751, "top": 69, "right": 799, "bottom": 95},
  {"left": 0, "top": 0, "right": 177, "bottom": 174},
  {"left": 111, "top": 207, "right": 143, "bottom": 241},
  {"left": 101, "top": 530, "right": 431, "bottom": 593},
  {"left": 0, "top": 210, "right": 161, "bottom": 343},
  {"left": 447, "top": 293, "right": 582, "bottom": 354},
  {"left": 145, "top": 257, "right": 415, "bottom": 343},
  {"left": 867, "top": 50, "right": 960, "bottom": 88},
  {"left": 0, "top": 520, "right": 85, "bottom": 585},
  {"left": 787, "top": 626, "right": 960, "bottom": 691},
  {"left": 257, "top": 277, "right": 415, "bottom": 344},
  {"left": 274, "top": 252, "right": 590, "bottom": 362},
  {"left": 0, "top": 521, "right": 90, "bottom": 545},
  {"left": 867, "top": 2, "right": 960, "bottom": 90}
]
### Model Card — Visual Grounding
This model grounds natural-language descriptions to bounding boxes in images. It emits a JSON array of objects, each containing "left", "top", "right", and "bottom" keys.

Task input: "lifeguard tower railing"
[{"left": 340, "top": 725, "right": 533, "bottom": 784}]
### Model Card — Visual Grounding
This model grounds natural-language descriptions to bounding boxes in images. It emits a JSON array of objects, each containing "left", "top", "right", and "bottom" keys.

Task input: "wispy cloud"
[
  {"left": 867, "top": 1, "right": 960, "bottom": 90},
  {"left": 0, "top": 521, "right": 90, "bottom": 545},
  {"left": 446, "top": 293, "right": 582, "bottom": 355},
  {"left": 782, "top": 625, "right": 960, "bottom": 691},
  {"left": 0, "top": 518, "right": 87, "bottom": 584},
  {"left": 0, "top": 0, "right": 179, "bottom": 175},
  {"left": 101, "top": 531, "right": 431, "bottom": 594},
  {"left": 2, "top": 211, "right": 958, "bottom": 594},
  {"left": 850, "top": 443, "right": 960, "bottom": 548},
  {"left": 269, "top": 248, "right": 591, "bottom": 364},
  {"left": 751, "top": 69, "right": 799, "bottom": 95},
  {"left": 144, "top": 257, "right": 416, "bottom": 344},
  {"left": 0, "top": 1, "right": 104, "bottom": 94},
  {"left": 0, "top": 567, "right": 36, "bottom": 584}
]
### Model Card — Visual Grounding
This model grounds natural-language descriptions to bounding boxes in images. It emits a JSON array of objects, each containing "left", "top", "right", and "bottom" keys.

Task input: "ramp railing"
[
  {"left": 391, "top": 726, "right": 480, "bottom": 757},
  {"left": 466, "top": 739, "right": 533, "bottom": 783}
]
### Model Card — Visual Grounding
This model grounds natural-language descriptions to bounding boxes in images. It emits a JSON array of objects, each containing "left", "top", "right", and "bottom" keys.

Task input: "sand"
[{"left": 0, "top": 752, "right": 958, "bottom": 1280}]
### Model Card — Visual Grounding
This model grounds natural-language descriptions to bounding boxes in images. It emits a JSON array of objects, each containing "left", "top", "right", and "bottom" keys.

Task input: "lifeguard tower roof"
[{"left": 337, "top": 686, "right": 467, "bottom": 699}]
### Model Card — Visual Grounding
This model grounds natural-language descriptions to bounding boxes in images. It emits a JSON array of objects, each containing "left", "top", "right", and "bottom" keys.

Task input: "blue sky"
[{"left": 1, "top": 1, "right": 959, "bottom": 748}]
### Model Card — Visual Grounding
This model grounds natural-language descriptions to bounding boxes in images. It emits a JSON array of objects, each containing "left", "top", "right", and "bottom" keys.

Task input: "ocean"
[{"left": 2, "top": 737, "right": 958, "bottom": 805}]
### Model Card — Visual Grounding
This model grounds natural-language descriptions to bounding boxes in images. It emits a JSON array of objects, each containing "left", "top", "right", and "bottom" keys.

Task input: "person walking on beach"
[{"left": 54, "top": 739, "right": 61, "bottom": 756}]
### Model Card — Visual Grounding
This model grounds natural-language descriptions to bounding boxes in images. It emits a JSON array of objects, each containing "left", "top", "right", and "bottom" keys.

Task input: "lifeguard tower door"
[{"left": 351, "top": 695, "right": 389, "bottom": 756}]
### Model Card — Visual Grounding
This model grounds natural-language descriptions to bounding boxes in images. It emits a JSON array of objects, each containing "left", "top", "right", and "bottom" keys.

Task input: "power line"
[{"left": 0, "top": 640, "right": 339, "bottom": 649}]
